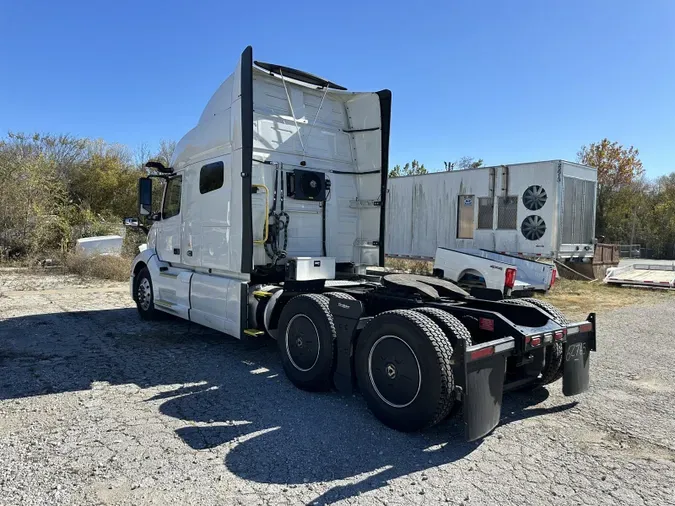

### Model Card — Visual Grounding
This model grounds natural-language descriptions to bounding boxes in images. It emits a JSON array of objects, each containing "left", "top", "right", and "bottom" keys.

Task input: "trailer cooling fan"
[
  {"left": 522, "top": 185, "right": 547, "bottom": 210},
  {"left": 521, "top": 215, "right": 546, "bottom": 241}
]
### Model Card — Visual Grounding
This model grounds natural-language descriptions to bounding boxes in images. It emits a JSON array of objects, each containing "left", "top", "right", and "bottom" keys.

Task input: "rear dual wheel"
[
  {"left": 355, "top": 310, "right": 455, "bottom": 431},
  {"left": 279, "top": 296, "right": 462, "bottom": 432}
]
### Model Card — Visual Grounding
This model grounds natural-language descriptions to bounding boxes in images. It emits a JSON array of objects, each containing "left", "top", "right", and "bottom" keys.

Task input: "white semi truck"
[{"left": 125, "top": 47, "right": 596, "bottom": 441}]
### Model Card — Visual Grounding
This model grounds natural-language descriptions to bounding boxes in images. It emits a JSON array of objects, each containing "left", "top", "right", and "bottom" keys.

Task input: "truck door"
[{"left": 157, "top": 175, "right": 183, "bottom": 263}]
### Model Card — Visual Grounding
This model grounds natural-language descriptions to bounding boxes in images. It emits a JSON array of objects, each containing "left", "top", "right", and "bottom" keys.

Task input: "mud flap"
[
  {"left": 563, "top": 313, "right": 596, "bottom": 396},
  {"left": 458, "top": 337, "right": 513, "bottom": 441}
]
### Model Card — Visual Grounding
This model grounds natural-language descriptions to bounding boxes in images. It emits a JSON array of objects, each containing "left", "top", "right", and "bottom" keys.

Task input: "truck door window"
[
  {"left": 457, "top": 195, "right": 475, "bottom": 239},
  {"left": 199, "top": 161, "right": 224, "bottom": 194},
  {"left": 162, "top": 176, "right": 182, "bottom": 219}
]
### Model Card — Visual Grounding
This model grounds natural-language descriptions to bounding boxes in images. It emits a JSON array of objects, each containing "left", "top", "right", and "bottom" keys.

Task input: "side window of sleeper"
[{"left": 200, "top": 161, "right": 224, "bottom": 194}]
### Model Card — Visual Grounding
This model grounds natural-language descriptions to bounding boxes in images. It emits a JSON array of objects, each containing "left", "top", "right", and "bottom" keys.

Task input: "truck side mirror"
[
  {"left": 138, "top": 177, "right": 153, "bottom": 216},
  {"left": 123, "top": 216, "right": 149, "bottom": 234}
]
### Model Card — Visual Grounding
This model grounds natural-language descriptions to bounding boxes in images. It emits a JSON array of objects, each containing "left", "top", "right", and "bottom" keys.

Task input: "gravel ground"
[{"left": 1, "top": 274, "right": 674, "bottom": 505}]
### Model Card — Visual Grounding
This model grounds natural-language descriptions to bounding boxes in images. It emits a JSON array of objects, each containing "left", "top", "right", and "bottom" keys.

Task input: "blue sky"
[{"left": 1, "top": 1, "right": 674, "bottom": 177}]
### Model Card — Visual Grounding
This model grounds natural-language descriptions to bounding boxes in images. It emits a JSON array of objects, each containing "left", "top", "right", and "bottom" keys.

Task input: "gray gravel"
[{"left": 1, "top": 275, "right": 674, "bottom": 505}]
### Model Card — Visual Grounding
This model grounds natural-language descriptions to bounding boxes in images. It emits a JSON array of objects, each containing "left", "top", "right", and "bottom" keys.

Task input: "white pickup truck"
[{"left": 432, "top": 247, "right": 557, "bottom": 297}]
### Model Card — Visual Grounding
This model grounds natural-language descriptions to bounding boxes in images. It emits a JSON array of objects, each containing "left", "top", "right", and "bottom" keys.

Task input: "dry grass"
[
  {"left": 63, "top": 253, "right": 132, "bottom": 282},
  {"left": 536, "top": 278, "right": 675, "bottom": 320},
  {"left": 385, "top": 257, "right": 433, "bottom": 275}
]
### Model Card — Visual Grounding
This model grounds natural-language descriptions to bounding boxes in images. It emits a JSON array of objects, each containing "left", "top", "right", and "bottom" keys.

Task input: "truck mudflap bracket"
[
  {"left": 562, "top": 313, "right": 596, "bottom": 396},
  {"left": 329, "top": 298, "right": 370, "bottom": 395},
  {"left": 455, "top": 336, "right": 515, "bottom": 442}
]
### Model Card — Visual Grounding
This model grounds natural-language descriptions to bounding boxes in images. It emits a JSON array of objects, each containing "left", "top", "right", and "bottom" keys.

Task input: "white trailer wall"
[{"left": 385, "top": 160, "right": 596, "bottom": 259}]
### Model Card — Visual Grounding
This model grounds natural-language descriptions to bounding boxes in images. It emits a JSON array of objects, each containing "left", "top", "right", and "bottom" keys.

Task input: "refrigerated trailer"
[
  {"left": 124, "top": 47, "right": 596, "bottom": 441},
  {"left": 386, "top": 160, "right": 598, "bottom": 260}
]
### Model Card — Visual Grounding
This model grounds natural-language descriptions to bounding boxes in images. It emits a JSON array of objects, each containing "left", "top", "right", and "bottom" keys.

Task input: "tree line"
[
  {"left": 0, "top": 132, "right": 174, "bottom": 259},
  {"left": 390, "top": 140, "right": 675, "bottom": 259}
]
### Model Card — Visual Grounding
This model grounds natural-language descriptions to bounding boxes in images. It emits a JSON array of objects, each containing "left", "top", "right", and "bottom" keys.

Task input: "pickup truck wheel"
[
  {"left": 520, "top": 298, "right": 569, "bottom": 384},
  {"left": 355, "top": 310, "right": 454, "bottom": 431},
  {"left": 134, "top": 267, "right": 161, "bottom": 320},
  {"left": 277, "top": 294, "right": 337, "bottom": 392}
]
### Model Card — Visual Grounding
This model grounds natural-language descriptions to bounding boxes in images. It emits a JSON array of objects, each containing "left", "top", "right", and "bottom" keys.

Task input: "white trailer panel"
[{"left": 385, "top": 160, "right": 597, "bottom": 260}]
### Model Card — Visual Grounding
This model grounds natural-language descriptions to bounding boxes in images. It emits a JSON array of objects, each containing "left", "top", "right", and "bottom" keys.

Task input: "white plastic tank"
[{"left": 75, "top": 235, "right": 123, "bottom": 256}]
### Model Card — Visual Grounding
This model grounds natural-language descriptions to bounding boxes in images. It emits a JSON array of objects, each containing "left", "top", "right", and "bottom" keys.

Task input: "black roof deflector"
[{"left": 254, "top": 60, "right": 347, "bottom": 91}]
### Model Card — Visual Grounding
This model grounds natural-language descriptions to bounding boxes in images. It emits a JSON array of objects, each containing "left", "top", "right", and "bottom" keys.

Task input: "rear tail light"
[
  {"left": 470, "top": 347, "right": 495, "bottom": 361},
  {"left": 550, "top": 268, "right": 557, "bottom": 287},
  {"left": 567, "top": 322, "right": 593, "bottom": 335},
  {"left": 505, "top": 268, "right": 516, "bottom": 289},
  {"left": 579, "top": 322, "right": 593, "bottom": 333},
  {"left": 554, "top": 330, "right": 564, "bottom": 341},
  {"left": 530, "top": 336, "right": 542, "bottom": 347},
  {"left": 468, "top": 340, "right": 515, "bottom": 361}
]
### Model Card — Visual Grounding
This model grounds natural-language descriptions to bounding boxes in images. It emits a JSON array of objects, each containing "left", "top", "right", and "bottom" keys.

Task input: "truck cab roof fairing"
[{"left": 254, "top": 60, "right": 348, "bottom": 91}]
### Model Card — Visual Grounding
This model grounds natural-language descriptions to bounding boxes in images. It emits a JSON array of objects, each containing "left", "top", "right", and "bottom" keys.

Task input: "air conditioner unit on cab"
[{"left": 287, "top": 169, "right": 326, "bottom": 201}]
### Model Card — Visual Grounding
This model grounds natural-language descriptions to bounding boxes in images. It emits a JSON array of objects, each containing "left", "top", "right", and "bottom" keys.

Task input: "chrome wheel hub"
[{"left": 138, "top": 278, "right": 152, "bottom": 311}]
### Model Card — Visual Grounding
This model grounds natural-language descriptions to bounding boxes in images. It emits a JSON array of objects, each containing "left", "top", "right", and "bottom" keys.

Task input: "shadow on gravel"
[{"left": 0, "top": 309, "right": 578, "bottom": 505}]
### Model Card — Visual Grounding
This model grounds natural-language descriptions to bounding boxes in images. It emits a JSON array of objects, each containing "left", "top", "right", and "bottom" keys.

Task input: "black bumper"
[{"left": 457, "top": 312, "right": 597, "bottom": 441}]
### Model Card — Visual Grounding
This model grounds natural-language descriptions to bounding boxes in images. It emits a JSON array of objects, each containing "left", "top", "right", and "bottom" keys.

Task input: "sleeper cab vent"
[{"left": 286, "top": 169, "right": 326, "bottom": 201}]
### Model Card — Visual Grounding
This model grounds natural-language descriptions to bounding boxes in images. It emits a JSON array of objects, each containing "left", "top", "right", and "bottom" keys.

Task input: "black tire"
[
  {"left": 323, "top": 292, "right": 355, "bottom": 300},
  {"left": 134, "top": 267, "right": 162, "bottom": 320},
  {"left": 520, "top": 298, "right": 569, "bottom": 384},
  {"left": 500, "top": 298, "right": 535, "bottom": 308},
  {"left": 412, "top": 307, "right": 473, "bottom": 347},
  {"left": 520, "top": 298, "right": 569, "bottom": 325},
  {"left": 277, "top": 294, "right": 337, "bottom": 392},
  {"left": 502, "top": 298, "right": 565, "bottom": 385},
  {"left": 412, "top": 307, "right": 472, "bottom": 419},
  {"left": 355, "top": 310, "right": 454, "bottom": 431}
]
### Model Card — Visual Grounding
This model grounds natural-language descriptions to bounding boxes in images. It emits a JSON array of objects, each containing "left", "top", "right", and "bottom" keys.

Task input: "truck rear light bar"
[
  {"left": 467, "top": 338, "right": 515, "bottom": 362},
  {"left": 470, "top": 347, "right": 494, "bottom": 361},
  {"left": 566, "top": 322, "right": 593, "bottom": 335}
]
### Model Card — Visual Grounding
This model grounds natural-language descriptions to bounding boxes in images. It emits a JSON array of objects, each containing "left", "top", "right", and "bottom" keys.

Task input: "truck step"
[{"left": 253, "top": 290, "right": 273, "bottom": 298}]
